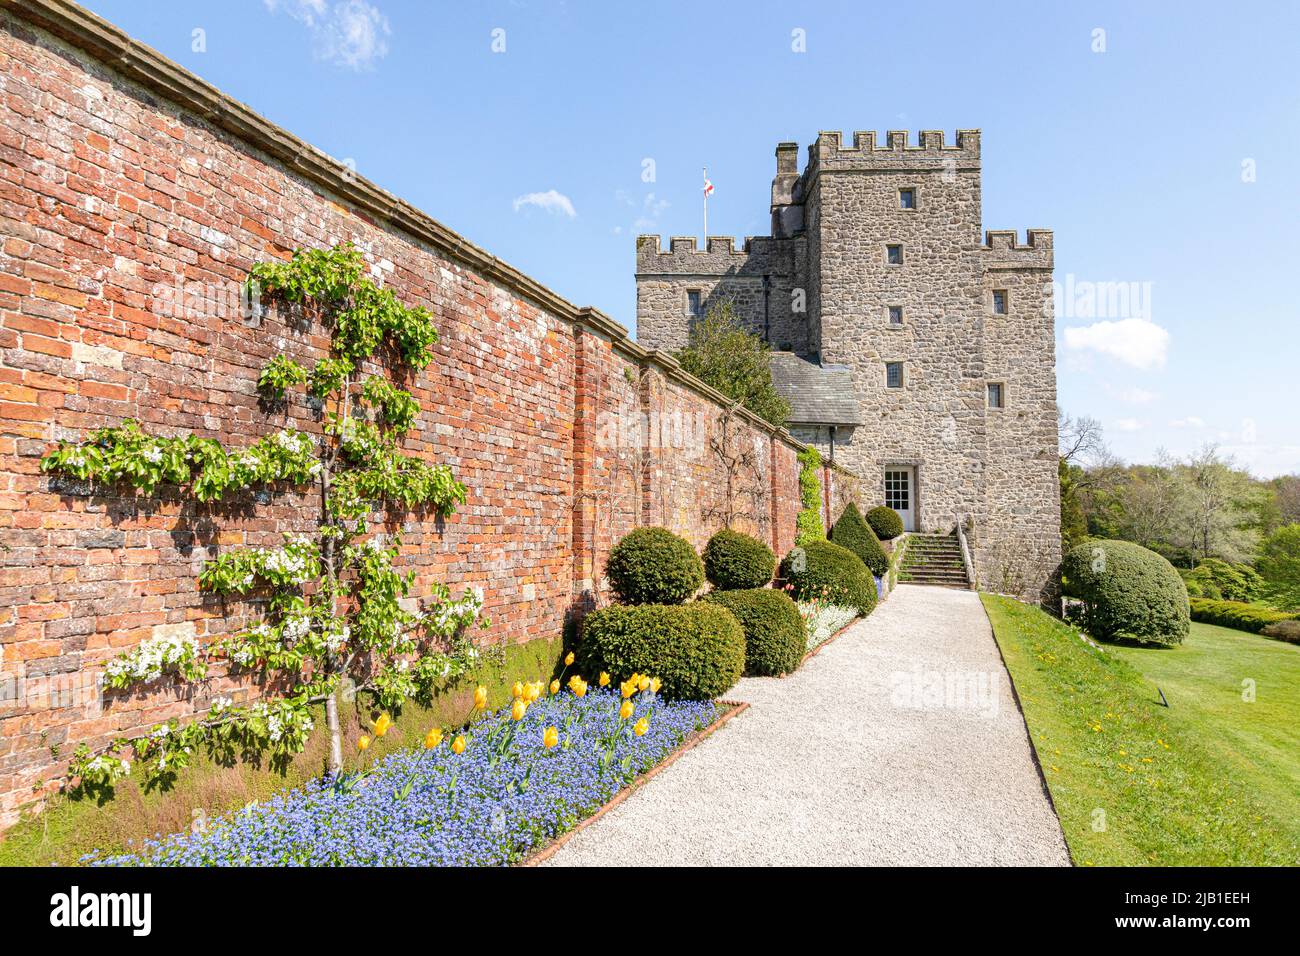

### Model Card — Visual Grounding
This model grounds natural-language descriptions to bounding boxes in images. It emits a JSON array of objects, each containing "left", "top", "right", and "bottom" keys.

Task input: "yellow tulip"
[
  {"left": 568, "top": 676, "right": 587, "bottom": 698},
  {"left": 543, "top": 726, "right": 559, "bottom": 749},
  {"left": 564, "top": 651, "right": 575, "bottom": 666},
  {"left": 357, "top": 735, "right": 371, "bottom": 752},
  {"left": 633, "top": 717, "right": 649, "bottom": 737},
  {"left": 511, "top": 681, "right": 524, "bottom": 699},
  {"left": 526, "top": 682, "right": 542, "bottom": 703},
  {"left": 638, "top": 676, "right": 650, "bottom": 692},
  {"left": 423, "top": 728, "right": 443, "bottom": 750},
  {"left": 649, "top": 677, "right": 662, "bottom": 694},
  {"left": 451, "top": 735, "right": 466, "bottom": 755},
  {"left": 598, "top": 672, "right": 610, "bottom": 687},
  {"left": 473, "top": 685, "right": 488, "bottom": 710},
  {"left": 620, "top": 680, "right": 636, "bottom": 699},
  {"left": 619, "top": 700, "right": 634, "bottom": 720},
  {"left": 373, "top": 713, "right": 392, "bottom": 738},
  {"left": 512, "top": 698, "right": 528, "bottom": 722},
  {"left": 549, "top": 679, "right": 561, "bottom": 696}
]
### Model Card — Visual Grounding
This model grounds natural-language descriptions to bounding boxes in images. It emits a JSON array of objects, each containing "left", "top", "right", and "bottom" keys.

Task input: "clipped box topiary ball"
[
  {"left": 866, "top": 505, "right": 904, "bottom": 541},
  {"left": 779, "top": 539, "right": 877, "bottom": 616},
  {"left": 703, "top": 587, "right": 805, "bottom": 676},
  {"left": 605, "top": 527, "right": 704, "bottom": 605},
  {"left": 577, "top": 603, "right": 745, "bottom": 700},
  {"left": 1061, "top": 539, "right": 1189, "bottom": 646},
  {"left": 830, "top": 502, "right": 889, "bottom": 577},
  {"left": 703, "top": 528, "right": 776, "bottom": 590}
]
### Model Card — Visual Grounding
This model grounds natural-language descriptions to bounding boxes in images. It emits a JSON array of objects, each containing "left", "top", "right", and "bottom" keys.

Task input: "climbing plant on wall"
[
  {"left": 795, "top": 446, "right": 825, "bottom": 545},
  {"left": 41, "top": 243, "right": 488, "bottom": 794}
]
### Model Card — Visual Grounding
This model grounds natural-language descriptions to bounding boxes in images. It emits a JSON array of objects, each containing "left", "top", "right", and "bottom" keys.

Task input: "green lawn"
[
  {"left": 982, "top": 594, "right": 1297, "bottom": 866},
  {"left": 1113, "top": 622, "right": 1300, "bottom": 842}
]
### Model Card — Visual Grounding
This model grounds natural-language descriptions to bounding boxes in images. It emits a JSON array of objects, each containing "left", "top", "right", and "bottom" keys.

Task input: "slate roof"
[{"left": 768, "top": 352, "right": 862, "bottom": 426}]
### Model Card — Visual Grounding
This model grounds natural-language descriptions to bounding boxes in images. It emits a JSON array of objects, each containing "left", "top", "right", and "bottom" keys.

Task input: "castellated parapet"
[{"left": 635, "top": 129, "right": 1061, "bottom": 603}]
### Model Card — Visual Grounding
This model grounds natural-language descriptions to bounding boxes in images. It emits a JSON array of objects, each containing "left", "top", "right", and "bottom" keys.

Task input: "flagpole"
[{"left": 702, "top": 166, "right": 708, "bottom": 239}]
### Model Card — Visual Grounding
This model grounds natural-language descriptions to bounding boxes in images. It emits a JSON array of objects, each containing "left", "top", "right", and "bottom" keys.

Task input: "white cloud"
[
  {"left": 1112, "top": 417, "right": 1145, "bottom": 432},
  {"left": 615, "top": 189, "right": 670, "bottom": 233},
  {"left": 512, "top": 190, "right": 577, "bottom": 218},
  {"left": 1169, "top": 416, "right": 1205, "bottom": 428},
  {"left": 1106, "top": 383, "right": 1159, "bottom": 404},
  {"left": 265, "top": 0, "right": 390, "bottom": 71},
  {"left": 1063, "top": 318, "right": 1170, "bottom": 370},
  {"left": 1217, "top": 443, "right": 1300, "bottom": 479}
]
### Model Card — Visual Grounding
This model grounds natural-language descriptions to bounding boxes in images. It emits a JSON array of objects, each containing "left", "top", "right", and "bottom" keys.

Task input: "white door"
[{"left": 884, "top": 467, "right": 916, "bottom": 532}]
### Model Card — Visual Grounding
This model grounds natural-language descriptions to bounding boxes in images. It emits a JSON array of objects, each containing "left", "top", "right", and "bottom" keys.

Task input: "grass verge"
[{"left": 981, "top": 594, "right": 1295, "bottom": 866}]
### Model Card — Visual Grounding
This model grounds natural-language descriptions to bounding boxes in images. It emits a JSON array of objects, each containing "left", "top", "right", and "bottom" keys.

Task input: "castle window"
[
  {"left": 888, "top": 305, "right": 903, "bottom": 325},
  {"left": 992, "top": 290, "right": 1008, "bottom": 314},
  {"left": 899, "top": 188, "right": 916, "bottom": 210},
  {"left": 886, "top": 362, "right": 904, "bottom": 388},
  {"left": 987, "top": 382, "right": 1005, "bottom": 409},
  {"left": 686, "top": 289, "right": 702, "bottom": 318},
  {"left": 886, "top": 244, "right": 903, "bottom": 265}
]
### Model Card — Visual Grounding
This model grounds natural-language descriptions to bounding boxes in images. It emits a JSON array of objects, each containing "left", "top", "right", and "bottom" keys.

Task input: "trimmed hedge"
[
  {"left": 1061, "top": 539, "right": 1189, "bottom": 646},
  {"left": 830, "top": 502, "right": 888, "bottom": 577},
  {"left": 702, "top": 529, "right": 775, "bottom": 591},
  {"left": 1189, "top": 597, "right": 1300, "bottom": 635},
  {"left": 866, "top": 505, "right": 904, "bottom": 541},
  {"left": 605, "top": 527, "right": 703, "bottom": 605},
  {"left": 576, "top": 603, "right": 745, "bottom": 700},
  {"left": 703, "top": 588, "right": 804, "bottom": 676},
  {"left": 779, "top": 539, "right": 877, "bottom": 616}
]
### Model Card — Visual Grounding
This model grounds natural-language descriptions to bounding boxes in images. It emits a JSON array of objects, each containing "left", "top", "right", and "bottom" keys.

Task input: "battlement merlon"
[
  {"left": 807, "top": 129, "right": 981, "bottom": 174},
  {"left": 981, "top": 229, "right": 1053, "bottom": 269},
  {"left": 635, "top": 234, "right": 798, "bottom": 277}
]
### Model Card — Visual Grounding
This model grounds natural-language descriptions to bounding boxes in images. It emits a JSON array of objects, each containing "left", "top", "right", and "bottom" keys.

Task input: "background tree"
[
  {"left": 42, "top": 244, "right": 487, "bottom": 794},
  {"left": 675, "top": 302, "right": 791, "bottom": 428},
  {"left": 1170, "top": 445, "right": 1260, "bottom": 564},
  {"left": 1255, "top": 524, "right": 1300, "bottom": 610},
  {"left": 1057, "top": 412, "right": 1120, "bottom": 551}
]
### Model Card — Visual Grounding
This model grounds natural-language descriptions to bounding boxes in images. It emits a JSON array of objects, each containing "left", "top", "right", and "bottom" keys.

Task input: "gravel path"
[{"left": 544, "top": 585, "right": 1070, "bottom": 866}]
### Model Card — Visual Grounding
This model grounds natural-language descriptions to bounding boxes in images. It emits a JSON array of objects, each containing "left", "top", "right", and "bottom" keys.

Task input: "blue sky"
[{"left": 83, "top": 0, "right": 1300, "bottom": 477}]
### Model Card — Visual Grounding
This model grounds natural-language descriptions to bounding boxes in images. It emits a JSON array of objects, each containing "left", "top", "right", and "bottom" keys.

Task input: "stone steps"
[{"left": 899, "top": 532, "right": 971, "bottom": 590}]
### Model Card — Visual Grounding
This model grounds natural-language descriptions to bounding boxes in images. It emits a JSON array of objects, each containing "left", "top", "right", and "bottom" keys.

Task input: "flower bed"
[
  {"left": 799, "top": 600, "right": 859, "bottom": 651},
  {"left": 84, "top": 687, "right": 717, "bottom": 867}
]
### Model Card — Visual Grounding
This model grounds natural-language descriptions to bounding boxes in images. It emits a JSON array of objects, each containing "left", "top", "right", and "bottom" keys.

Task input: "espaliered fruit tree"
[{"left": 41, "top": 243, "right": 488, "bottom": 794}]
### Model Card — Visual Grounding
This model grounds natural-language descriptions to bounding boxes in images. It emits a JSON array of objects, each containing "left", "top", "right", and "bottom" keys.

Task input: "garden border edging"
[{"left": 521, "top": 699, "right": 750, "bottom": 866}]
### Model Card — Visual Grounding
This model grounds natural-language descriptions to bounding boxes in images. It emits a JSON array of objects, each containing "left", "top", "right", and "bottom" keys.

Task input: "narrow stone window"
[
  {"left": 686, "top": 289, "right": 702, "bottom": 318},
  {"left": 888, "top": 305, "right": 903, "bottom": 325},
  {"left": 992, "top": 289, "right": 1008, "bottom": 314},
  {"left": 886, "top": 244, "right": 903, "bottom": 265},
  {"left": 886, "top": 362, "right": 904, "bottom": 388},
  {"left": 899, "top": 188, "right": 916, "bottom": 209},
  {"left": 987, "top": 382, "right": 1005, "bottom": 409}
]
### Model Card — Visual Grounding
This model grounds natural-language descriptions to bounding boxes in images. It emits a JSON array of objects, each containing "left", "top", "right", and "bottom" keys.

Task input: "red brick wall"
[{"left": 0, "top": 7, "right": 849, "bottom": 828}]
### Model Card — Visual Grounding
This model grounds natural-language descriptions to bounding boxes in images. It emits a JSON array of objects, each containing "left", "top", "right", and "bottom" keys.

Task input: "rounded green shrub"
[
  {"left": 830, "top": 502, "right": 889, "bottom": 577},
  {"left": 778, "top": 539, "right": 876, "bottom": 616},
  {"left": 702, "top": 528, "right": 775, "bottom": 590},
  {"left": 866, "top": 505, "right": 904, "bottom": 541},
  {"left": 703, "top": 588, "right": 804, "bottom": 676},
  {"left": 605, "top": 527, "right": 704, "bottom": 605},
  {"left": 576, "top": 603, "right": 745, "bottom": 700},
  {"left": 1061, "top": 539, "right": 1189, "bottom": 646}
]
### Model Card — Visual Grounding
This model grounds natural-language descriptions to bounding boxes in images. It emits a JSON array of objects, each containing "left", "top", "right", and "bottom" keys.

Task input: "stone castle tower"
[{"left": 635, "top": 130, "right": 1061, "bottom": 600}]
